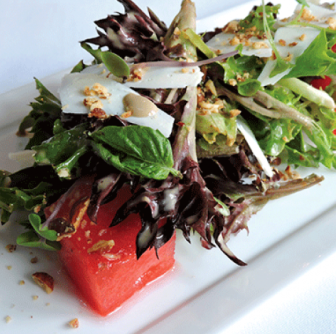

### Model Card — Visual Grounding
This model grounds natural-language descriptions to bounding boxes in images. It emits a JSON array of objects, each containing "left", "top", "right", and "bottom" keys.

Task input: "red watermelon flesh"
[{"left": 49, "top": 184, "right": 175, "bottom": 316}]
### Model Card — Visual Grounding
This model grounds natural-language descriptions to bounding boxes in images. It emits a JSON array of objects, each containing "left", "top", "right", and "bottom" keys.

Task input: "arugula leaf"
[
  {"left": 223, "top": 55, "right": 264, "bottom": 96},
  {"left": 259, "top": 2, "right": 293, "bottom": 78},
  {"left": 295, "top": 0, "right": 309, "bottom": 6},
  {"left": 18, "top": 79, "right": 62, "bottom": 149},
  {"left": 0, "top": 185, "right": 47, "bottom": 224},
  {"left": 28, "top": 213, "right": 58, "bottom": 241},
  {"left": 284, "top": 131, "right": 321, "bottom": 167},
  {"left": 284, "top": 31, "right": 336, "bottom": 78},
  {"left": 17, "top": 230, "right": 61, "bottom": 251},
  {"left": 33, "top": 123, "right": 89, "bottom": 179},
  {"left": 90, "top": 126, "right": 181, "bottom": 180},
  {"left": 239, "top": 4, "right": 280, "bottom": 32},
  {"left": 0, "top": 165, "right": 73, "bottom": 225}
]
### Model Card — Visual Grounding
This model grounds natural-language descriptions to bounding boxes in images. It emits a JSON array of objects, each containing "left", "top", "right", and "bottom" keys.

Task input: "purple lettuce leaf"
[{"left": 82, "top": 0, "right": 168, "bottom": 62}]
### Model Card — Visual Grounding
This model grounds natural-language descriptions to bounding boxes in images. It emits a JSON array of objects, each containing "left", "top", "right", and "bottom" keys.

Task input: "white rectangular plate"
[{"left": 1, "top": 1, "right": 336, "bottom": 333}]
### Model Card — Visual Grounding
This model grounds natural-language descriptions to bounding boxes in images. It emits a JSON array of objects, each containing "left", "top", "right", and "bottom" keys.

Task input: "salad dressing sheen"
[{"left": 123, "top": 93, "right": 158, "bottom": 118}]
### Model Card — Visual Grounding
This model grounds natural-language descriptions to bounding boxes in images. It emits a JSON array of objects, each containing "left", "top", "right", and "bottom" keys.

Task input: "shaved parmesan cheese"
[
  {"left": 206, "top": 33, "right": 272, "bottom": 58},
  {"left": 236, "top": 117, "right": 273, "bottom": 178},
  {"left": 59, "top": 72, "right": 174, "bottom": 138},
  {"left": 257, "top": 60, "right": 291, "bottom": 87},
  {"left": 257, "top": 27, "right": 320, "bottom": 86},
  {"left": 82, "top": 64, "right": 202, "bottom": 89},
  {"left": 293, "top": 3, "right": 336, "bottom": 27},
  {"left": 125, "top": 65, "right": 203, "bottom": 89}
]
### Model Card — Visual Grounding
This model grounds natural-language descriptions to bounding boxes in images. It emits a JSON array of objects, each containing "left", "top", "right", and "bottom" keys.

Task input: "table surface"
[{"left": 1, "top": 1, "right": 336, "bottom": 333}]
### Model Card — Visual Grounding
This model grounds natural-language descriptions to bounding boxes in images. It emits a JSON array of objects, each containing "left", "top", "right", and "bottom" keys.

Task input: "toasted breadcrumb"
[
  {"left": 87, "top": 240, "right": 115, "bottom": 254},
  {"left": 229, "top": 36, "right": 240, "bottom": 46},
  {"left": 327, "top": 17, "right": 336, "bottom": 30},
  {"left": 30, "top": 256, "right": 38, "bottom": 264},
  {"left": 5, "top": 244, "right": 16, "bottom": 253},
  {"left": 68, "top": 318, "right": 79, "bottom": 329},
  {"left": 5, "top": 316, "right": 11, "bottom": 323},
  {"left": 229, "top": 109, "right": 241, "bottom": 117},
  {"left": 228, "top": 79, "right": 237, "bottom": 86},
  {"left": 121, "top": 111, "right": 133, "bottom": 118},
  {"left": 300, "top": 7, "right": 316, "bottom": 22},
  {"left": 83, "top": 98, "right": 104, "bottom": 112}
]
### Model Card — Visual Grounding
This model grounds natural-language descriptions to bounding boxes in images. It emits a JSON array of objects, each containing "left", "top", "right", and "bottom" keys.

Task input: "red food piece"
[
  {"left": 310, "top": 76, "right": 332, "bottom": 90},
  {"left": 332, "top": 44, "right": 336, "bottom": 53},
  {"left": 48, "top": 184, "right": 175, "bottom": 316}
]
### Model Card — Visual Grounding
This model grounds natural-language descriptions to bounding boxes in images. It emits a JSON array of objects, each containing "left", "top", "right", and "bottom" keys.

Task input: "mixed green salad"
[{"left": 1, "top": 0, "right": 336, "bottom": 265}]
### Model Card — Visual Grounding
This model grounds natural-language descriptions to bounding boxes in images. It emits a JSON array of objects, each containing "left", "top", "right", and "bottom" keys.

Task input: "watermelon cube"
[{"left": 58, "top": 186, "right": 176, "bottom": 316}]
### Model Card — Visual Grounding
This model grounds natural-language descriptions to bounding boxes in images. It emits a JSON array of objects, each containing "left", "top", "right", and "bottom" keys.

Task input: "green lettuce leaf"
[
  {"left": 196, "top": 113, "right": 237, "bottom": 145},
  {"left": 18, "top": 79, "right": 62, "bottom": 149}
]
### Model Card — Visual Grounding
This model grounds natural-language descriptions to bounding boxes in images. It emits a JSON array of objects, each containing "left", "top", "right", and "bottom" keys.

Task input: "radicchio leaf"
[{"left": 82, "top": 0, "right": 167, "bottom": 62}]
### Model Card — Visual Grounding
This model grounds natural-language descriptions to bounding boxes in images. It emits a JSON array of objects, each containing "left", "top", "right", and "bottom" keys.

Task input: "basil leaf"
[
  {"left": 101, "top": 51, "right": 130, "bottom": 78},
  {"left": 91, "top": 126, "right": 181, "bottom": 180}
]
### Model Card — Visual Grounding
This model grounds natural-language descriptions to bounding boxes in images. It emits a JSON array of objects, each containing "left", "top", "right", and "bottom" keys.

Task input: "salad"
[{"left": 1, "top": 0, "right": 336, "bottom": 275}]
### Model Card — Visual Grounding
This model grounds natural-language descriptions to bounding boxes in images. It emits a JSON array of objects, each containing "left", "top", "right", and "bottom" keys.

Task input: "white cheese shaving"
[
  {"left": 206, "top": 32, "right": 272, "bottom": 58},
  {"left": 82, "top": 64, "right": 202, "bottom": 89},
  {"left": 236, "top": 117, "right": 273, "bottom": 178},
  {"left": 125, "top": 65, "right": 203, "bottom": 89},
  {"left": 293, "top": 2, "right": 336, "bottom": 28},
  {"left": 257, "top": 27, "right": 320, "bottom": 86},
  {"left": 59, "top": 72, "right": 174, "bottom": 138}
]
